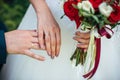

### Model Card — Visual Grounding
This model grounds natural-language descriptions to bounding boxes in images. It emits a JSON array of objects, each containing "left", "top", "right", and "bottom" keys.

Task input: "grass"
[{"left": 0, "top": 0, "right": 29, "bottom": 31}]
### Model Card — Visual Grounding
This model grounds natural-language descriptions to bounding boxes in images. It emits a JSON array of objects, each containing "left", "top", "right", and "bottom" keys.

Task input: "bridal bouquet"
[{"left": 63, "top": 0, "right": 120, "bottom": 79}]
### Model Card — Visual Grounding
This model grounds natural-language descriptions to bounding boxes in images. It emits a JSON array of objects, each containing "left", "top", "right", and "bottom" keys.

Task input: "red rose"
[
  {"left": 89, "top": 0, "right": 103, "bottom": 10},
  {"left": 64, "top": 1, "right": 78, "bottom": 20},
  {"left": 68, "top": 0, "right": 81, "bottom": 2},
  {"left": 64, "top": 1, "right": 81, "bottom": 28},
  {"left": 108, "top": 5, "right": 120, "bottom": 24}
]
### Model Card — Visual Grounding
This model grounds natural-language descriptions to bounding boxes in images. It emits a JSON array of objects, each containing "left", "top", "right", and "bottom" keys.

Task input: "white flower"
[
  {"left": 99, "top": 2, "right": 113, "bottom": 17},
  {"left": 77, "top": 1, "right": 95, "bottom": 16},
  {"left": 77, "top": 3, "right": 82, "bottom": 9},
  {"left": 82, "top": 1, "right": 94, "bottom": 14}
]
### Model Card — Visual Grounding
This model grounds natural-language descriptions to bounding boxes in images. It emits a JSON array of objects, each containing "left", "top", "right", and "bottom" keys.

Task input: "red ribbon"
[
  {"left": 98, "top": 27, "right": 114, "bottom": 39},
  {"left": 83, "top": 38, "right": 101, "bottom": 79},
  {"left": 83, "top": 27, "right": 113, "bottom": 79}
]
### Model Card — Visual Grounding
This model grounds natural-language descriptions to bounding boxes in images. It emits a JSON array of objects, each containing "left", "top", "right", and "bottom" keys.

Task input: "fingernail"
[
  {"left": 34, "top": 55, "right": 45, "bottom": 60},
  {"left": 73, "top": 37, "right": 76, "bottom": 40},
  {"left": 84, "top": 49, "right": 87, "bottom": 53},
  {"left": 51, "top": 56, "right": 54, "bottom": 59},
  {"left": 56, "top": 53, "right": 59, "bottom": 57}
]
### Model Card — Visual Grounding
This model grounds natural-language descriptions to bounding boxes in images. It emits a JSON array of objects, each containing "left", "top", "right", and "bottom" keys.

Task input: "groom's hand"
[{"left": 5, "top": 30, "right": 45, "bottom": 61}]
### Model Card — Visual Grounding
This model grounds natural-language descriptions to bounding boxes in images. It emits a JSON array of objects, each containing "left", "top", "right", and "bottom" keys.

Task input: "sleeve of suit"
[{"left": 0, "top": 30, "right": 7, "bottom": 64}]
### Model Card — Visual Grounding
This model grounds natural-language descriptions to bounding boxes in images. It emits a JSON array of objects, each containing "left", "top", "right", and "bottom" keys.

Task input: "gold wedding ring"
[{"left": 31, "top": 43, "right": 34, "bottom": 48}]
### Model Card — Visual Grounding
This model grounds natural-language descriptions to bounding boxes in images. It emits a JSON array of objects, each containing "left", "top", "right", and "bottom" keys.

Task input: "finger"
[
  {"left": 55, "top": 29, "right": 61, "bottom": 57},
  {"left": 24, "top": 50, "right": 45, "bottom": 61},
  {"left": 75, "top": 31, "right": 90, "bottom": 39},
  {"left": 44, "top": 32, "right": 51, "bottom": 56},
  {"left": 31, "top": 43, "right": 44, "bottom": 50},
  {"left": 32, "top": 37, "right": 39, "bottom": 43},
  {"left": 29, "top": 30, "right": 38, "bottom": 37},
  {"left": 77, "top": 43, "right": 89, "bottom": 49},
  {"left": 38, "top": 27, "right": 45, "bottom": 49},
  {"left": 84, "top": 49, "right": 87, "bottom": 53},
  {"left": 73, "top": 36, "right": 89, "bottom": 44},
  {"left": 50, "top": 30, "right": 56, "bottom": 59}
]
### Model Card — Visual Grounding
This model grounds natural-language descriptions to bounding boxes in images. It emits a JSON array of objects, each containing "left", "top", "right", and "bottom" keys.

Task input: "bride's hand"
[
  {"left": 30, "top": 0, "right": 61, "bottom": 58},
  {"left": 5, "top": 30, "right": 45, "bottom": 61},
  {"left": 73, "top": 31, "right": 90, "bottom": 52}
]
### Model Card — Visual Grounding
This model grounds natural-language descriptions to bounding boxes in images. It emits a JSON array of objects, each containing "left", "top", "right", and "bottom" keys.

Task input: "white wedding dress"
[{"left": 0, "top": 0, "right": 120, "bottom": 80}]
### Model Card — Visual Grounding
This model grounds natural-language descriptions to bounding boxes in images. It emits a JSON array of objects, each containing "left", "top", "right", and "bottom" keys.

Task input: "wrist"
[
  {"left": 0, "top": 31, "right": 7, "bottom": 64},
  {"left": 30, "top": 0, "right": 46, "bottom": 13},
  {"left": 4, "top": 32, "right": 13, "bottom": 54},
  {"left": 5, "top": 32, "right": 10, "bottom": 54}
]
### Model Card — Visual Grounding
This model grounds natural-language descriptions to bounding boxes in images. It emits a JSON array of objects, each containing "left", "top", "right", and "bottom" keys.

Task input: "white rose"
[
  {"left": 81, "top": 1, "right": 95, "bottom": 14},
  {"left": 77, "top": 2, "right": 82, "bottom": 9},
  {"left": 99, "top": 2, "right": 113, "bottom": 17}
]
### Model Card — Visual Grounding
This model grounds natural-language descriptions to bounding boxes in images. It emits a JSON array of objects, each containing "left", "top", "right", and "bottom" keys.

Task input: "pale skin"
[
  {"left": 30, "top": 0, "right": 61, "bottom": 58},
  {"left": 73, "top": 31, "right": 90, "bottom": 52},
  {"left": 5, "top": 30, "right": 45, "bottom": 61},
  {"left": 4, "top": 5, "right": 89, "bottom": 62}
]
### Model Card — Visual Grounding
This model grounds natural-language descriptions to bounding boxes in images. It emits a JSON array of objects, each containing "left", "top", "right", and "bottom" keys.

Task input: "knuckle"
[
  {"left": 51, "top": 26, "right": 56, "bottom": 32},
  {"left": 86, "top": 35, "right": 90, "bottom": 39},
  {"left": 52, "top": 43, "right": 55, "bottom": 47},
  {"left": 45, "top": 38, "right": 50, "bottom": 42},
  {"left": 52, "top": 41, "right": 56, "bottom": 46},
  {"left": 57, "top": 28, "right": 61, "bottom": 33},
  {"left": 76, "top": 31, "right": 80, "bottom": 35},
  {"left": 78, "top": 38, "right": 82, "bottom": 42},
  {"left": 23, "top": 50, "right": 27, "bottom": 55},
  {"left": 56, "top": 41, "right": 61, "bottom": 46},
  {"left": 38, "top": 32, "right": 43, "bottom": 37},
  {"left": 38, "top": 36, "right": 43, "bottom": 41},
  {"left": 45, "top": 36, "right": 50, "bottom": 42},
  {"left": 51, "top": 43, "right": 56, "bottom": 49},
  {"left": 29, "top": 52, "right": 34, "bottom": 57}
]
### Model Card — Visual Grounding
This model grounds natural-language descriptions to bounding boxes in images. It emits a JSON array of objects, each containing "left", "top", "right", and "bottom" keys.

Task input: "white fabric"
[{"left": 0, "top": 0, "right": 120, "bottom": 80}]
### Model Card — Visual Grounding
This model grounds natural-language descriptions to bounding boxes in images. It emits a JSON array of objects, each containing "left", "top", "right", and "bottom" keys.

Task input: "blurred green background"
[{"left": 0, "top": 0, "right": 29, "bottom": 31}]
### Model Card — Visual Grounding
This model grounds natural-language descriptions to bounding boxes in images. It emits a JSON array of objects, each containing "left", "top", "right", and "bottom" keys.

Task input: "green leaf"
[{"left": 91, "top": 15, "right": 99, "bottom": 23}]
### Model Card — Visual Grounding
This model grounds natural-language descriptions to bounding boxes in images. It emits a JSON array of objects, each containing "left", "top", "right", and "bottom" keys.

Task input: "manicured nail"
[
  {"left": 34, "top": 55, "right": 45, "bottom": 61},
  {"left": 56, "top": 53, "right": 59, "bottom": 57},
  {"left": 84, "top": 49, "right": 87, "bottom": 53},
  {"left": 73, "top": 37, "right": 76, "bottom": 40},
  {"left": 51, "top": 56, "right": 54, "bottom": 59}
]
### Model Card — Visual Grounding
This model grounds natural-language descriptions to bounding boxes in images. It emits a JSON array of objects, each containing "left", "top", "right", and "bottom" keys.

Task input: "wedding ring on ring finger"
[{"left": 31, "top": 43, "right": 35, "bottom": 48}]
